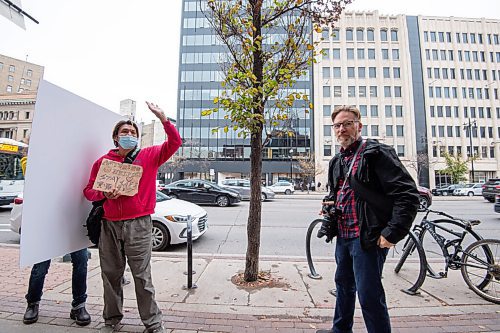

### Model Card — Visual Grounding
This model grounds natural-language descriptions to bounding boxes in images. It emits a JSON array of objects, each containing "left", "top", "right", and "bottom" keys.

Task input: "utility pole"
[{"left": 463, "top": 118, "right": 477, "bottom": 182}]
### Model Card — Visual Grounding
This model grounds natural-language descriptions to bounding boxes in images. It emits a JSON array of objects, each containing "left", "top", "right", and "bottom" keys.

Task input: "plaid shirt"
[{"left": 335, "top": 138, "right": 366, "bottom": 239}]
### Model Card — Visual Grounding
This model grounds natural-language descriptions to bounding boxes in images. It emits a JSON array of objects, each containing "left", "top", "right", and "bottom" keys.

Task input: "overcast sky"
[{"left": 1, "top": 0, "right": 498, "bottom": 123}]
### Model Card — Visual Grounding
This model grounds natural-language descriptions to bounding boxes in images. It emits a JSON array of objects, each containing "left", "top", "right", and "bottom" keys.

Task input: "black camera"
[{"left": 317, "top": 201, "right": 342, "bottom": 243}]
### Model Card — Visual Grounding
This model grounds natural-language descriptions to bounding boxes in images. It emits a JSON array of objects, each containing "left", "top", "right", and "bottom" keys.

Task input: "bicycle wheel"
[
  {"left": 394, "top": 231, "right": 427, "bottom": 294},
  {"left": 461, "top": 239, "right": 500, "bottom": 304},
  {"left": 419, "top": 219, "right": 482, "bottom": 279}
]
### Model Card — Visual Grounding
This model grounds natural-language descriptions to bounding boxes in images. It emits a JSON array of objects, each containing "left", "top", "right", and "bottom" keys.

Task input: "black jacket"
[{"left": 327, "top": 139, "right": 420, "bottom": 249}]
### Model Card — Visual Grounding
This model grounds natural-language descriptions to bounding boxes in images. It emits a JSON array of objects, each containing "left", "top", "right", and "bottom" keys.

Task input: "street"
[{"left": 0, "top": 195, "right": 498, "bottom": 258}]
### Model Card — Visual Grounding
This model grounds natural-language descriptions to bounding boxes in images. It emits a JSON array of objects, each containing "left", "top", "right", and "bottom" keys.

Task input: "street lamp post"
[
  {"left": 463, "top": 118, "right": 477, "bottom": 182},
  {"left": 289, "top": 149, "right": 293, "bottom": 182}
]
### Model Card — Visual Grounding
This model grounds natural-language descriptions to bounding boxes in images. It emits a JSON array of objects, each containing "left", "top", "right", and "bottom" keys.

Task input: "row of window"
[
  {"left": 428, "top": 86, "right": 497, "bottom": 100},
  {"left": 424, "top": 48, "right": 500, "bottom": 63},
  {"left": 431, "top": 125, "right": 499, "bottom": 140},
  {"left": 323, "top": 104, "right": 405, "bottom": 118},
  {"left": 423, "top": 31, "right": 500, "bottom": 45},
  {"left": 426, "top": 67, "right": 500, "bottom": 82},
  {"left": 322, "top": 47, "right": 400, "bottom": 60},
  {"left": 6, "top": 75, "right": 32, "bottom": 86},
  {"left": 324, "top": 124, "right": 405, "bottom": 137},
  {"left": 430, "top": 106, "right": 499, "bottom": 119},
  {"left": 180, "top": 88, "right": 310, "bottom": 101},
  {"left": 180, "top": 107, "right": 310, "bottom": 119},
  {"left": 323, "top": 85, "right": 402, "bottom": 98},
  {"left": 321, "top": 28, "right": 399, "bottom": 42},
  {"left": 180, "top": 126, "right": 311, "bottom": 139},
  {"left": 432, "top": 146, "right": 496, "bottom": 159},
  {"left": 0, "top": 111, "right": 30, "bottom": 120},
  {"left": 0, "top": 63, "right": 33, "bottom": 76},
  {"left": 322, "top": 66, "right": 401, "bottom": 79}
]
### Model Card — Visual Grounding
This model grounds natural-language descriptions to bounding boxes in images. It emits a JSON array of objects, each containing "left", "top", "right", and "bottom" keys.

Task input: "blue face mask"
[{"left": 118, "top": 135, "right": 138, "bottom": 149}]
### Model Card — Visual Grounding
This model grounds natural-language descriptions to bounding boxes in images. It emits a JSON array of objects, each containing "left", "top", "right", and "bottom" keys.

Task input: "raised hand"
[{"left": 146, "top": 101, "right": 168, "bottom": 122}]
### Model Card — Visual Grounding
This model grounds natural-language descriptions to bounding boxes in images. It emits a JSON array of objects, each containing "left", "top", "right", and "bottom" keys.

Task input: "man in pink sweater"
[{"left": 84, "top": 102, "right": 181, "bottom": 333}]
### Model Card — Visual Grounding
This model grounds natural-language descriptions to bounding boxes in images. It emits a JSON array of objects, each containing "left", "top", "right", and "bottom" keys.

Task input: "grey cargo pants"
[{"left": 98, "top": 215, "right": 162, "bottom": 330}]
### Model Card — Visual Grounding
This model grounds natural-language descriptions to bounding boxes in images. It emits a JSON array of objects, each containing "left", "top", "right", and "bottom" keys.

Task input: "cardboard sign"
[{"left": 93, "top": 159, "right": 143, "bottom": 196}]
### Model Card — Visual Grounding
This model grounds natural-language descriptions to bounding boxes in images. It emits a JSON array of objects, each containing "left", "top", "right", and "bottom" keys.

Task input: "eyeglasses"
[{"left": 332, "top": 120, "right": 359, "bottom": 130}]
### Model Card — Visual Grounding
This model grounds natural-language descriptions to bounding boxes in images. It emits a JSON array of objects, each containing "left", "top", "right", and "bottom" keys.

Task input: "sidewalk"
[{"left": 0, "top": 244, "right": 498, "bottom": 332}]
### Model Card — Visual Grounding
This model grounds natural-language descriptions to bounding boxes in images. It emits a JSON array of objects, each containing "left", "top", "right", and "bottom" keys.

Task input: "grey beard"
[{"left": 336, "top": 135, "right": 357, "bottom": 148}]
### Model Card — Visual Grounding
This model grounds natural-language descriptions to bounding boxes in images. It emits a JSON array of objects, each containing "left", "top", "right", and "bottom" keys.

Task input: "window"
[
  {"left": 357, "top": 67, "right": 365, "bottom": 78},
  {"left": 369, "top": 67, "right": 376, "bottom": 78},
  {"left": 395, "top": 105, "right": 403, "bottom": 117},
  {"left": 367, "top": 29, "right": 374, "bottom": 41},
  {"left": 359, "top": 86, "right": 366, "bottom": 97},
  {"left": 427, "top": 67, "right": 432, "bottom": 78},
  {"left": 397, "top": 145, "right": 405, "bottom": 157},
  {"left": 322, "top": 48, "right": 330, "bottom": 60},
  {"left": 384, "top": 86, "right": 391, "bottom": 97},
  {"left": 9, "top": 65, "right": 15, "bottom": 72},
  {"left": 334, "top": 86, "right": 342, "bottom": 97},
  {"left": 324, "top": 145, "right": 332, "bottom": 157},
  {"left": 322, "top": 67, "right": 330, "bottom": 78},
  {"left": 393, "top": 67, "right": 400, "bottom": 78},
  {"left": 6, "top": 85, "right": 12, "bottom": 92},
  {"left": 430, "top": 31, "right": 436, "bottom": 42},
  {"left": 348, "top": 86, "right": 356, "bottom": 97},
  {"left": 396, "top": 125, "right": 404, "bottom": 137},
  {"left": 394, "top": 86, "right": 402, "bottom": 97},
  {"left": 359, "top": 105, "right": 367, "bottom": 116},
  {"left": 347, "top": 48, "right": 354, "bottom": 59},
  {"left": 440, "top": 50, "right": 446, "bottom": 60},
  {"left": 25, "top": 111, "right": 30, "bottom": 119},
  {"left": 369, "top": 86, "right": 377, "bottom": 97},
  {"left": 462, "top": 32, "right": 468, "bottom": 43},
  {"left": 347, "top": 67, "right": 355, "bottom": 78},
  {"left": 438, "top": 32, "right": 445, "bottom": 42},
  {"left": 370, "top": 105, "right": 378, "bottom": 117},
  {"left": 346, "top": 28, "right": 353, "bottom": 41},
  {"left": 323, "top": 105, "right": 331, "bottom": 116},
  {"left": 332, "top": 29, "right": 340, "bottom": 41},
  {"left": 383, "top": 67, "right": 390, "bottom": 78},
  {"left": 357, "top": 48, "right": 365, "bottom": 59},
  {"left": 322, "top": 28, "right": 330, "bottom": 40},
  {"left": 448, "top": 50, "right": 454, "bottom": 61},
  {"left": 386, "top": 125, "right": 393, "bottom": 136},
  {"left": 424, "top": 31, "right": 429, "bottom": 42},
  {"left": 332, "top": 49, "right": 340, "bottom": 59},
  {"left": 380, "top": 29, "right": 388, "bottom": 41},
  {"left": 385, "top": 105, "right": 392, "bottom": 117},
  {"left": 371, "top": 125, "right": 379, "bottom": 136},
  {"left": 368, "top": 48, "right": 375, "bottom": 59},
  {"left": 391, "top": 29, "right": 398, "bottom": 41},
  {"left": 432, "top": 49, "right": 438, "bottom": 60},
  {"left": 356, "top": 29, "right": 364, "bottom": 41},
  {"left": 7, "top": 75, "right": 13, "bottom": 82},
  {"left": 434, "top": 68, "right": 440, "bottom": 78},
  {"left": 323, "top": 86, "right": 331, "bottom": 97},
  {"left": 27, "top": 69, "right": 32, "bottom": 77},
  {"left": 333, "top": 67, "right": 341, "bottom": 78},
  {"left": 447, "top": 126, "right": 453, "bottom": 137},
  {"left": 324, "top": 125, "right": 332, "bottom": 136},
  {"left": 392, "top": 49, "right": 399, "bottom": 60},
  {"left": 382, "top": 49, "right": 389, "bottom": 59}
]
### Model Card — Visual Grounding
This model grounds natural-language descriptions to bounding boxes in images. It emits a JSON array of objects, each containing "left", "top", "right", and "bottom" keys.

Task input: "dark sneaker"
[
  {"left": 70, "top": 306, "right": 91, "bottom": 326},
  {"left": 144, "top": 326, "right": 165, "bottom": 333},
  {"left": 23, "top": 303, "right": 39, "bottom": 324}
]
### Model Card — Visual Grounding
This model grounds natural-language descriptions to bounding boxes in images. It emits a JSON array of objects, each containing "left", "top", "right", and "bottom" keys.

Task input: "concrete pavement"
[{"left": 0, "top": 244, "right": 498, "bottom": 332}]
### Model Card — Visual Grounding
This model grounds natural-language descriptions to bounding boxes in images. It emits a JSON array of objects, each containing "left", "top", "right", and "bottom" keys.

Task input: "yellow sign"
[
  {"left": 92, "top": 159, "right": 143, "bottom": 196},
  {"left": 0, "top": 144, "right": 19, "bottom": 153}
]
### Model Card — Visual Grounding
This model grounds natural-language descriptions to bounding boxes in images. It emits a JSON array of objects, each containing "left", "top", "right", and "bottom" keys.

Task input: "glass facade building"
[{"left": 176, "top": 0, "right": 314, "bottom": 184}]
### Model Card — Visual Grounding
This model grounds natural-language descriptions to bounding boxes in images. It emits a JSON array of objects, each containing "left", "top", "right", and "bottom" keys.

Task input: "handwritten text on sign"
[{"left": 92, "top": 159, "right": 143, "bottom": 196}]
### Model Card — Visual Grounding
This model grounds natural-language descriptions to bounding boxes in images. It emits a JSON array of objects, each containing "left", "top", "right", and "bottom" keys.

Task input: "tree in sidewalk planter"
[
  {"left": 437, "top": 152, "right": 477, "bottom": 184},
  {"left": 201, "top": 0, "right": 352, "bottom": 282},
  {"left": 298, "top": 155, "right": 324, "bottom": 193}
]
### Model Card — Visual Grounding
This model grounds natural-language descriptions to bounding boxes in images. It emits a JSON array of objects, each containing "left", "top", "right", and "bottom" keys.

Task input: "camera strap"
[{"left": 339, "top": 139, "right": 365, "bottom": 193}]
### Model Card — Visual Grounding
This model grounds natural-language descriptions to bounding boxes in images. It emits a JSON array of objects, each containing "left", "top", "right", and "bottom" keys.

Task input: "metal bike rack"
[
  {"left": 182, "top": 215, "right": 197, "bottom": 290},
  {"left": 306, "top": 218, "right": 327, "bottom": 279}
]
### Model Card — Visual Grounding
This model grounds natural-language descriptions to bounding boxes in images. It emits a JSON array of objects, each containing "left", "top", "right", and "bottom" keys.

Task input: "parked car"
[
  {"left": 417, "top": 186, "right": 433, "bottom": 211},
  {"left": 453, "top": 183, "right": 483, "bottom": 196},
  {"left": 495, "top": 194, "right": 500, "bottom": 213},
  {"left": 482, "top": 178, "right": 500, "bottom": 203},
  {"left": 268, "top": 181, "right": 295, "bottom": 195},
  {"left": 220, "top": 179, "right": 275, "bottom": 201},
  {"left": 9, "top": 191, "right": 208, "bottom": 251},
  {"left": 161, "top": 179, "right": 241, "bottom": 207},
  {"left": 432, "top": 184, "right": 464, "bottom": 196}
]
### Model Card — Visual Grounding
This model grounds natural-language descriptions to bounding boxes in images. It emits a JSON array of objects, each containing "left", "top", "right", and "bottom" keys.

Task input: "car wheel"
[
  {"left": 443, "top": 192, "right": 448, "bottom": 196},
  {"left": 168, "top": 194, "right": 178, "bottom": 199},
  {"left": 418, "top": 196, "right": 429, "bottom": 211},
  {"left": 467, "top": 191, "right": 474, "bottom": 197},
  {"left": 151, "top": 221, "right": 170, "bottom": 251},
  {"left": 260, "top": 193, "right": 266, "bottom": 201},
  {"left": 487, "top": 198, "right": 495, "bottom": 203},
  {"left": 216, "top": 195, "right": 230, "bottom": 207},
  {"left": 285, "top": 189, "right": 291, "bottom": 195}
]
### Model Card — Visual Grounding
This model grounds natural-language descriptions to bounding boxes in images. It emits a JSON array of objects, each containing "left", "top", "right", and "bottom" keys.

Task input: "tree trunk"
[{"left": 244, "top": 0, "right": 264, "bottom": 282}]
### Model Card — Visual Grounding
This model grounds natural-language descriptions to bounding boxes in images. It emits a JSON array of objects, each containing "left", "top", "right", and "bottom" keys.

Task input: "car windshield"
[
  {"left": 464, "top": 184, "right": 474, "bottom": 188},
  {"left": 156, "top": 191, "right": 172, "bottom": 202}
]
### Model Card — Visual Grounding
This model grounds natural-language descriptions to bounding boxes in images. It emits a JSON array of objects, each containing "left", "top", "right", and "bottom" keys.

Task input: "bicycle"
[{"left": 394, "top": 208, "right": 500, "bottom": 304}]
